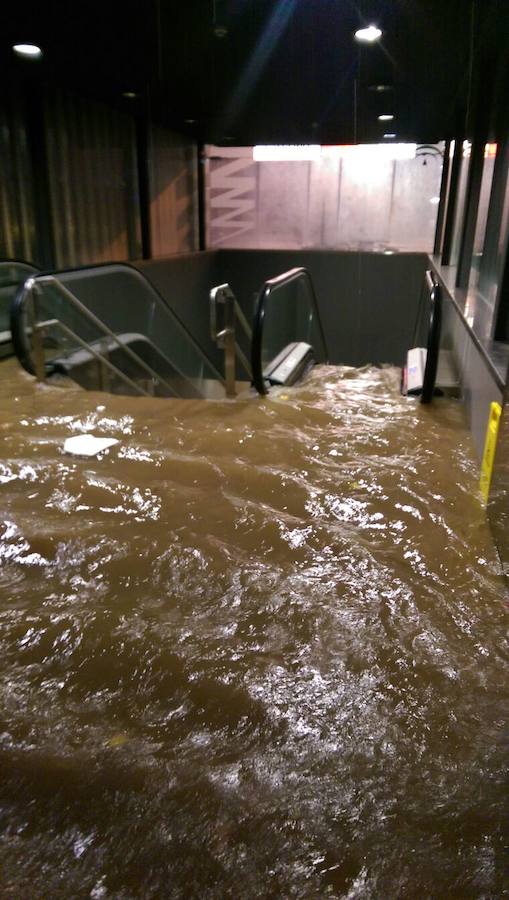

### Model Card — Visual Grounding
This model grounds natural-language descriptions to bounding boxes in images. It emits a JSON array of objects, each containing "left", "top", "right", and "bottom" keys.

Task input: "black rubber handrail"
[
  {"left": 11, "top": 279, "right": 56, "bottom": 376},
  {"left": 0, "top": 257, "right": 40, "bottom": 278},
  {"left": 421, "top": 270, "right": 442, "bottom": 404},
  {"left": 251, "top": 267, "right": 329, "bottom": 396}
]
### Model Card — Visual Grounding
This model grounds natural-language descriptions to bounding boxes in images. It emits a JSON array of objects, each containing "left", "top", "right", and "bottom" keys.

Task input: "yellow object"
[
  {"left": 479, "top": 401, "right": 502, "bottom": 503},
  {"left": 105, "top": 734, "right": 129, "bottom": 748}
]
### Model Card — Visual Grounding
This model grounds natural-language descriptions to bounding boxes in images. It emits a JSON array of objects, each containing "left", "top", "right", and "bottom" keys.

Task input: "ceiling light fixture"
[
  {"left": 383, "top": 133, "right": 396, "bottom": 139},
  {"left": 354, "top": 25, "right": 382, "bottom": 43},
  {"left": 122, "top": 91, "right": 138, "bottom": 99},
  {"left": 368, "top": 84, "right": 392, "bottom": 92},
  {"left": 13, "top": 42, "right": 42, "bottom": 58},
  {"left": 378, "top": 114, "right": 394, "bottom": 121}
]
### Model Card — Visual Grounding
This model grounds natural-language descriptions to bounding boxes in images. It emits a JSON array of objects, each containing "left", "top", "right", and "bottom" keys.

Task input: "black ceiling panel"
[{"left": 0, "top": 0, "right": 503, "bottom": 144}]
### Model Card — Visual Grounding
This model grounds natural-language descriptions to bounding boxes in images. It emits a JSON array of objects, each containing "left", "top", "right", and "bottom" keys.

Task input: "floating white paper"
[{"left": 63, "top": 435, "right": 119, "bottom": 457}]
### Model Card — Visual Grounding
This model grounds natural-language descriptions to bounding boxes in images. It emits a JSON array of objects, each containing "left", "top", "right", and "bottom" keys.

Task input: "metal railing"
[
  {"left": 250, "top": 267, "right": 328, "bottom": 395},
  {"left": 420, "top": 270, "right": 442, "bottom": 404},
  {"left": 13, "top": 275, "right": 202, "bottom": 398},
  {"left": 210, "top": 283, "right": 252, "bottom": 397}
]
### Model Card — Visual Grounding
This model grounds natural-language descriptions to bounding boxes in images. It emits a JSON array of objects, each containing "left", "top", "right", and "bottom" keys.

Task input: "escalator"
[
  {"left": 0, "top": 260, "right": 39, "bottom": 359},
  {"left": 10, "top": 262, "right": 328, "bottom": 400},
  {"left": 11, "top": 264, "right": 225, "bottom": 399}
]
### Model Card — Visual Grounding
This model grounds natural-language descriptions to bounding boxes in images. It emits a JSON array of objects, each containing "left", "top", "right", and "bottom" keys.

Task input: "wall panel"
[
  {"left": 0, "top": 98, "right": 36, "bottom": 263},
  {"left": 149, "top": 126, "right": 199, "bottom": 257},
  {"left": 45, "top": 92, "right": 141, "bottom": 268}
]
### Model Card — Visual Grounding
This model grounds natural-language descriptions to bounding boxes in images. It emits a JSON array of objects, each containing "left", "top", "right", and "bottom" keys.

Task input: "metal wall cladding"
[
  {"left": 0, "top": 100, "right": 37, "bottom": 264},
  {"left": 149, "top": 126, "right": 199, "bottom": 257},
  {"left": 45, "top": 92, "right": 142, "bottom": 268}
]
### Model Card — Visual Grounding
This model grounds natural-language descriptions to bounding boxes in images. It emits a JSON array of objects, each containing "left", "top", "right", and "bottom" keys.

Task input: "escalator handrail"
[
  {"left": 10, "top": 278, "right": 42, "bottom": 376},
  {"left": 22, "top": 260, "right": 224, "bottom": 385},
  {"left": 0, "top": 258, "right": 39, "bottom": 289},
  {"left": 251, "top": 267, "right": 329, "bottom": 396},
  {"left": 421, "top": 271, "right": 442, "bottom": 404}
]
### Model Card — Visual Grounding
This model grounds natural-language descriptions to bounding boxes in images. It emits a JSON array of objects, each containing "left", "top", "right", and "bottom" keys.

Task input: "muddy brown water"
[{"left": 0, "top": 358, "right": 507, "bottom": 899}]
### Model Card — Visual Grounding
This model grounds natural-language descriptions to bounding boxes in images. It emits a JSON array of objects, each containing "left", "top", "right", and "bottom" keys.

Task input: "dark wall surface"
[
  {"left": 134, "top": 252, "right": 221, "bottom": 369},
  {"left": 135, "top": 249, "right": 427, "bottom": 368},
  {"left": 216, "top": 250, "right": 428, "bottom": 366}
]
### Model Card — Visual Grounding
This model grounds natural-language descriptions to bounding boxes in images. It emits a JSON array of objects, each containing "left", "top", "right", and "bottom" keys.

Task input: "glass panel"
[
  {"left": 492, "top": 170, "right": 509, "bottom": 342},
  {"left": 449, "top": 141, "right": 471, "bottom": 266},
  {"left": 258, "top": 273, "right": 327, "bottom": 374},
  {"left": 469, "top": 143, "right": 497, "bottom": 290},
  {"left": 18, "top": 265, "right": 223, "bottom": 398}
]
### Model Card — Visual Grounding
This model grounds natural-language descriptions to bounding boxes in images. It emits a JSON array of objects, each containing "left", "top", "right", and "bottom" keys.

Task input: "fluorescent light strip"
[{"left": 253, "top": 145, "right": 322, "bottom": 162}]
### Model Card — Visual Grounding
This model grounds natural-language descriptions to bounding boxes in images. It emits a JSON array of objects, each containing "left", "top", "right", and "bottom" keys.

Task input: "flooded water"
[{"left": 0, "top": 357, "right": 507, "bottom": 899}]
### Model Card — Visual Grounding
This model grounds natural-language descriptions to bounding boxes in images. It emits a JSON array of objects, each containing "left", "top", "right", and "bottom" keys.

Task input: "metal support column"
[
  {"left": 441, "top": 137, "right": 464, "bottom": 266},
  {"left": 456, "top": 137, "right": 486, "bottom": 287},
  {"left": 136, "top": 103, "right": 152, "bottom": 260},
  {"left": 433, "top": 140, "right": 451, "bottom": 256},
  {"left": 197, "top": 143, "right": 207, "bottom": 252}
]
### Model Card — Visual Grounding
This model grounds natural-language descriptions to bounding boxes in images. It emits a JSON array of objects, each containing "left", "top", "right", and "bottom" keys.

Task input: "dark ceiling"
[{"left": 0, "top": 0, "right": 503, "bottom": 145}]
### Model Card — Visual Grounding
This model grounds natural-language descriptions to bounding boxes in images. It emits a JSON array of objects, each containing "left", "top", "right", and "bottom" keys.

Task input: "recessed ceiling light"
[
  {"left": 368, "top": 84, "right": 392, "bottom": 93},
  {"left": 378, "top": 114, "right": 394, "bottom": 122},
  {"left": 122, "top": 91, "right": 138, "bottom": 99},
  {"left": 383, "top": 133, "right": 396, "bottom": 139},
  {"left": 214, "top": 25, "right": 228, "bottom": 38},
  {"left": 185, "top": 118, "right": 197, "bottom": 125},
  {"left": 13, "top": 43, "right": 42, "bottom": 58},
  {"left": 354, "top": 25, "right": 382, "bottom": 43}
]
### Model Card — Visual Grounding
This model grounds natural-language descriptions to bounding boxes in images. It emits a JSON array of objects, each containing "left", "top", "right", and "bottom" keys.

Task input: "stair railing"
[{"left": 210, "top": 283, "right": 252, "bottom": 397}]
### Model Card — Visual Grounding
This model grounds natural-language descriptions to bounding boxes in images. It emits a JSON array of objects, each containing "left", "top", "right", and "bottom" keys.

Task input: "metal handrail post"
[
  {"left": 31, "top": 284, "right": 47, "bottom": 382},
  {"left": 210, "top": 283, "right": 253, "bottom": 391},
  {"left": 217, "top": 290, "right": 236, "bottom": 397}
]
